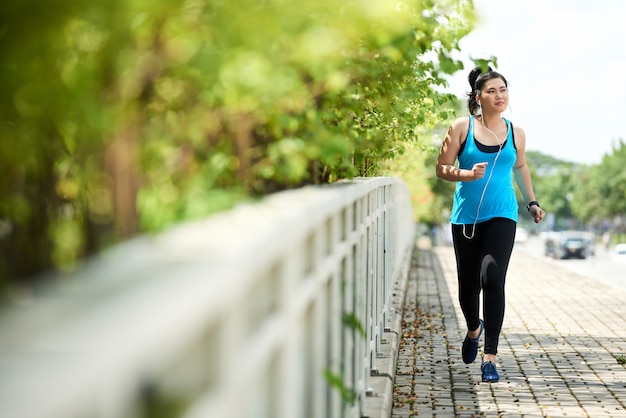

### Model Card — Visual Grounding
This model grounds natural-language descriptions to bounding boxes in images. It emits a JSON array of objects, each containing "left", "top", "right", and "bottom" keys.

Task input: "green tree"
[
  {"left": 572, "top": 140, "right": 626, "bottom": 227},
  {"left": 524, "top": 151, "right": 583, "bottom": 229},
  {"left": 0, "top": 0, "right": 477, "bottom": 300},
  {"left": 383, "top": 97, "right": 464, "bottom": 225}
]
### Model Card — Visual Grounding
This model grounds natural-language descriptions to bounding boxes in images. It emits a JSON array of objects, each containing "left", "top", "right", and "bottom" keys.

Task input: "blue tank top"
[{"left": 450, "top": 116, "right": 519, "bottom": 224}]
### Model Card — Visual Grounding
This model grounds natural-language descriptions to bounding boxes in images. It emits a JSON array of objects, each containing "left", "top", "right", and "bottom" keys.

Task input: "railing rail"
[{"left": 0, "top": 177, "right": 415, "bottom": 418}]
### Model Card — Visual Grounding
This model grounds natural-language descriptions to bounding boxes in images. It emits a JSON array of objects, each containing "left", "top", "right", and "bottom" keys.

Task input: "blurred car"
[
  {"left": 582, "top": 231, "right": 596, "bottom": 256},
  {"left": 560, "top": 234, "right": 587, "bottom": 259},
  {"left": 544, "top": 236, "right": 558, "bottom": 258},
  {"left": 544, "top": 231, "right": 593, "bottom": 259},
  {"left": 610, "top": 243, "right": 626, "bottom": 263}
]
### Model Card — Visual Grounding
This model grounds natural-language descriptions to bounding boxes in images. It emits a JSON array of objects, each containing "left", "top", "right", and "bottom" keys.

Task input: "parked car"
[
  {"left": 610, "top": 243, "right": 626, "bottom": 263},
  {"left": 583, "top": 231, "right": 596, "bottom": 256},
  {"left": 544, "top": 231, "right": 594, "bottom": 259},
  {"left": 544, "top": 236, "right": 558, "bottom": 258},
  {"left": 560, "top": 234, "right": 587, "bottom": 259}
]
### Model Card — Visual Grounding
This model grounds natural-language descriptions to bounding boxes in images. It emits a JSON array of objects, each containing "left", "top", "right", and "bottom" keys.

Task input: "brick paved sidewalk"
[{"left": 392, "top": 240, "right": 626, "bottom": 417}]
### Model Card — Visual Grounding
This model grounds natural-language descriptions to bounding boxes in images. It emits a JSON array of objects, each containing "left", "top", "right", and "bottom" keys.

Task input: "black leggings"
[{"left": 451, "top": 218, "right": 516, "bottom": 355}]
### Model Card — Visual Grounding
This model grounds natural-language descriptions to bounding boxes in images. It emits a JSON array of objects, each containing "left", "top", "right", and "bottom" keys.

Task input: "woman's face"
[{"left": 478, "top": 78, "right": 508, "bottom": 113}]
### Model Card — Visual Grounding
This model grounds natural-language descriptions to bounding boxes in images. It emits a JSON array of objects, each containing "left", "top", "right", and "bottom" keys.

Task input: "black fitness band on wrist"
[{"left": 526, "top": 201, "right": 540, "bottom": 211}]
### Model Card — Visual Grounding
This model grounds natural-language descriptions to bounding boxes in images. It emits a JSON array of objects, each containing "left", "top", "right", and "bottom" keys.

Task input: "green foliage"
[
  {"left": 0, "top": 0, "right": 476, "bottom": 295},
  {"left": 323, "top": 368, "right": 357, "bottom": 405},
  {"left": 570, "top": 140, "right": 626, "bottom": 223},
  {"left": 523, "top": 151, "right": 581, "bottom": 226},
  {"left": 470, "top": 55, "right": 499, "bottom": 73},
  {"left": 342, "top": 312, "right": 366, "bottom": 339},
  {"left": 382, "top": 96, "right": 461, "bottom": 225},
  {"left": 505, "top": 146, "right": 626, "bottom": 231}
]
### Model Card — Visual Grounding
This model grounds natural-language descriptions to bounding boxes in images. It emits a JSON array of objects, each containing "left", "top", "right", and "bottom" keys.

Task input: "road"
[{"left": 515, "top": 235, "right": 626, "bottom": 291}]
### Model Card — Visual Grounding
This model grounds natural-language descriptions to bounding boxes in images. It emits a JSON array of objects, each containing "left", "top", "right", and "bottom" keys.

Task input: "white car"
[{"left": 611, "top": 243, "right": 626, "bottom": 263}]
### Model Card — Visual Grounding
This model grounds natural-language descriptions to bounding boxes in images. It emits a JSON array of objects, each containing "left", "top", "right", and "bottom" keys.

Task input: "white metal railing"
[{"left": 0, "top": 177, "right": 415, "bottom": 418}]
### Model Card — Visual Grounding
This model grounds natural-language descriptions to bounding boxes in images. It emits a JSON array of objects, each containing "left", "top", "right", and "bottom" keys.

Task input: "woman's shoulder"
[
  {"left": 506, "top": 118, "right": 525, "bottom": 133},
  {"left": 509, "top": 121, "right": 526, "bottom": 138},
  {"left": 450, "top": 116, "right": 471, "bottom": 142},
  {"left": 452, "top": 115, "right": 471, "bottom": 127},
  {"left": 507, "top": 120, "right": 526, "bottom": 148}
]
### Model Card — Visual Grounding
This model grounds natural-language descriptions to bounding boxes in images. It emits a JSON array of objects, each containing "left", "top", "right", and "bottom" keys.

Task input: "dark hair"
[{"left": 466, "top": 66, "right": 508, "bottom": 115}]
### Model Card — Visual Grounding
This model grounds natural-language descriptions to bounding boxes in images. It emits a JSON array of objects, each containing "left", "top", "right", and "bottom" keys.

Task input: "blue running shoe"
[
  {"left": 481, "top": 361, "right": 499, "bottom": 383},
  {"left": 461, "top": 319, "right": 483, "bottom": 364}
]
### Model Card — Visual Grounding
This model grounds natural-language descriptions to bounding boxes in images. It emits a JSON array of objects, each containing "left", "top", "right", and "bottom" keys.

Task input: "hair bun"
[{"left": 468, "top": 66, "right": 494, "bottom": 90}]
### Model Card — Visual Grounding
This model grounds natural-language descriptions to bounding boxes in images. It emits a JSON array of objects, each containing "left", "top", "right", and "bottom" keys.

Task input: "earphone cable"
[{"left": 462, "top": 117, "right": 510, "bottom": 240}]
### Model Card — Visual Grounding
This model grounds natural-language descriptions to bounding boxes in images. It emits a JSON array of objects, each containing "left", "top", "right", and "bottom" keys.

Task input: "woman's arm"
[{"left": 436, "top": 117, "right": 488, "bottom": 182}]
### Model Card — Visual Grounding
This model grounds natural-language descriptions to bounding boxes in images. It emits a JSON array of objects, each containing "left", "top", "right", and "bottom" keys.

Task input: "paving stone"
[{"left": 390, "top": 241, "right": 626, "bottom": 417}]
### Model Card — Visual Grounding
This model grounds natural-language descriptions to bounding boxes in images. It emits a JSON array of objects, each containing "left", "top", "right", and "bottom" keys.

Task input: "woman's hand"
[
  {"left": 529, "top": 205, "right": 545, "bottom": 224},
  {"left": 470, "top": 162, "right": 488, "bottom": 180}
]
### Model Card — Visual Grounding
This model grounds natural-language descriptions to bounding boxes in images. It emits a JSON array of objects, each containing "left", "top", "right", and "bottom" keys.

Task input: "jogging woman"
[{"left": 435, "top": 66, "right": 545, "bottom": 382}]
